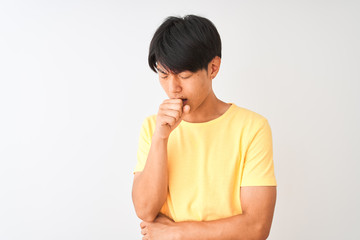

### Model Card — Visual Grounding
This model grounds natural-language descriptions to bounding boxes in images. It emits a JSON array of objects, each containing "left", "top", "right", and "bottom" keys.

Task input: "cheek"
[
  {"left": 189, "top": 85, "right": 204, "bottom": 100},
  {"left": 197, "top": 78, "right": 211, "bottom": 94},
  {"left": 188, "top": 78, "right": 207, "bottom": 95}
]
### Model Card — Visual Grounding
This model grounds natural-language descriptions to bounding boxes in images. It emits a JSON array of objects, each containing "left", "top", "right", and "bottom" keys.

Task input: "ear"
[{"left": 208, "top": 56, "right": 221, "bottom": 80}]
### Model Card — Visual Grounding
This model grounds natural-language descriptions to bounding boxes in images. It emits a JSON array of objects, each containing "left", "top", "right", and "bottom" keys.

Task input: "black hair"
[{"left": 148, "top": 14, "right": 222, "bottom": 74}]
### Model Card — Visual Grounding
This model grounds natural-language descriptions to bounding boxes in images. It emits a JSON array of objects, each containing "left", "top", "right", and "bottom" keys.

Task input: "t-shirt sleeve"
[
  {"left": 240, "top": 118, "right": 277, "bottom": 186},
  {"left": 133, "top": 117, "right": 152, "bottom": 174}
]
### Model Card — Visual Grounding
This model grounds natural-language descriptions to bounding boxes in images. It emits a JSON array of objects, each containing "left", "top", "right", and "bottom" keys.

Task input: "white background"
[{"left": 0, "top": 0, "right": 359, "bottom": 239}]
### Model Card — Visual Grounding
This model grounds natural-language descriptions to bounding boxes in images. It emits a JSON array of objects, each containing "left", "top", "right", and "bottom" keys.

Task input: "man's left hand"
[{"left": 140, "top": 213, "right": 180, "bottom": 240}]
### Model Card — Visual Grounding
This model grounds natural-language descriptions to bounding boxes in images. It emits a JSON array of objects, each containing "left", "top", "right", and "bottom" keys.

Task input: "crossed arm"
[
  {"left": 164, "top": 186, "right": 276, "bottom": 240},
  {"left": 132, "top": 135, "right": 277, "bottom": 240},
  {"left": 134, "top": 168, "right": 276, "bottom": 240}
]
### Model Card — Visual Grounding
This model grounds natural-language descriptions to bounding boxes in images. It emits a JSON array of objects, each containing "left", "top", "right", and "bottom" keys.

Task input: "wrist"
[{"left": 152, "top": 132, "right": 170, "bottom": 141}]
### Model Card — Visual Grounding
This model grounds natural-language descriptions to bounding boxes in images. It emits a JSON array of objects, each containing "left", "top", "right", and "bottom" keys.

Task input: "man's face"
[{"left": 156, "top": 63, "right": 212, "bottom": 114}]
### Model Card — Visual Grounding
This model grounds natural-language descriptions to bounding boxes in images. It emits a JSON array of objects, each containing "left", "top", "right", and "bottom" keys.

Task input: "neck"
[{"left": 182, "top": 91, "right": 231, "bottom": 123}]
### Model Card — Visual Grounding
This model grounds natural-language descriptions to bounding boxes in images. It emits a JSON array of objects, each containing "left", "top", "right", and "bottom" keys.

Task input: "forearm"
[
  {"left": 132, "top": 134, "right": 169, "bottom": 221},
  {"left": 176, "top": 214, "right": 265, "bottom": 240}
]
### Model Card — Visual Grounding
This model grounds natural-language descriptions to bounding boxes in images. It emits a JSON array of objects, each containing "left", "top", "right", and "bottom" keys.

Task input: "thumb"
[{"left": 183, "top": 104, "right": 190, "bottom": 114}]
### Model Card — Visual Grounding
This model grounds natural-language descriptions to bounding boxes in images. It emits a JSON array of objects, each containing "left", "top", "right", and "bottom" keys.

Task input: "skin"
[
  {"left": 155, "top": 56, "right": 230, "bottom": 126},
  {"left": 132, "top": 56, "right": 227, "bottom": 221},
  {"left": 140, "top": 187, "right": 276, "bottom": 240},
  {"left": 132, "top": 56, "right": 277, "bottom": 240}
]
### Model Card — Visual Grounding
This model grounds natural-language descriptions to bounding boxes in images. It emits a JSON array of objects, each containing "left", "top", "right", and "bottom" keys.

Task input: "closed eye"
[{"left": 179, "top": 74, "right": 192, "bottom": 79}]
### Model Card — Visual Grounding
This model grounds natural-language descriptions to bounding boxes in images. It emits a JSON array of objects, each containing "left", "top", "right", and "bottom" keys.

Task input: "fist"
[{"left": 154, "top": 98, "right": 190, "bottom": 139}]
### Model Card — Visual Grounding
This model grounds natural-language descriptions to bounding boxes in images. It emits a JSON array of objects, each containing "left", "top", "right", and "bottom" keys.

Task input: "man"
[{"left": 132, "top": 14, "right": 277, "bottom": 240}]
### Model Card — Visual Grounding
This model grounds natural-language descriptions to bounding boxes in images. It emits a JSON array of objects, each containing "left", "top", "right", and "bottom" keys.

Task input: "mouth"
[{"left": 181, "top": 98, "right": 188, "bottom": 105}]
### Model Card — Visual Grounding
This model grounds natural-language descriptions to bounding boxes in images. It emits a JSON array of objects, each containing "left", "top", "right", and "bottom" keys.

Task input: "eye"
[
  {"left": 179, "top": 74, "right": 192, "bottom": 79},
  {"left": 159, "top": 74, "right": 168, "bottom": 79}
]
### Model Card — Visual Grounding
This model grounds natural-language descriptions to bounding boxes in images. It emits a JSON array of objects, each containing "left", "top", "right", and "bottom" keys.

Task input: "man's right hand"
[{"left": 154, "top": 98, "right": 190, "bottom": 139}]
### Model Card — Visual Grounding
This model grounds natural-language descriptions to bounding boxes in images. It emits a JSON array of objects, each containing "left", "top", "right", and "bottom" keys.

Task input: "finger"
[
  {"left": 160, "top": 106, "right": 182, "bottom": 117},
  {"left": 159, "top": 115, "right": 177, "bottom": 127},
  {"left": 163, "top": 98, "right": 183, "bottom": 104},
  {"left": 141, "top": 227, "right": 147, "bottom": 235},
  {"left": 183, "top": 105, "right": 191, "bottom": 114},
  {"left": 160, "top": 102, "right": 183, "bottom": 111},
  {"left": 161, "top": 109, "right": 182, "bottom": 121}
]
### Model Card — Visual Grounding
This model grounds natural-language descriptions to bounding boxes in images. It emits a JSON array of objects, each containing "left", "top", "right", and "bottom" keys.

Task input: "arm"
[
  {"left": 141, "top": 186, "right": 277, "bottom": 240},
  {"left": 132, "top": 135, "right": 169, "bottom": 222},
  {"left": 132, "top": 99, "right": 190, "bottom": 222}
]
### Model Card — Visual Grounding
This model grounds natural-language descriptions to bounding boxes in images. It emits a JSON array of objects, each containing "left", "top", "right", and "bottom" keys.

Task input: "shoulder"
[
  {"left": 228, "top": 104, "right": 272, "bottom": 142},
  {"left": 142, "top": 114, "right": 157, "bottom": 126},
  {"left": 139, "top": 114, "right": 157, "bottom": 138},
  {"left": 230, "top": 103, "right": 269, "bottom": 126}
]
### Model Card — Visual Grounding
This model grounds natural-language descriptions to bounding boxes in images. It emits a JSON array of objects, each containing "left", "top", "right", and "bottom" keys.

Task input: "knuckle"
[{"left": 170, "top": 118, "right": 176, "bottom": 125}]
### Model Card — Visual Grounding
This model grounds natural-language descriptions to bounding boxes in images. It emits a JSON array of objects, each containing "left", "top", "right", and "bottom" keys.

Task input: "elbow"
[
  {"left": 132, "top": 191, "right": 166, "bottom": 222},
  {"left": 134, "top": 208, "right": 157, "bottom": 222},
  {"left": 132, "top": 183, "right": 167, "bottom": 222},
  {"left": 133, "top": 200, "right": 159, "bottom": 222},
  {"left": 253, "top": 223, "right": 271, "bottom": 240}
]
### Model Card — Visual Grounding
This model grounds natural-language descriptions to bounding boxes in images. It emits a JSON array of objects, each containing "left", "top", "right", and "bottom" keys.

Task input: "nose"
[{"left": 168, "top": 75, "right": 182, "bottom": 93}]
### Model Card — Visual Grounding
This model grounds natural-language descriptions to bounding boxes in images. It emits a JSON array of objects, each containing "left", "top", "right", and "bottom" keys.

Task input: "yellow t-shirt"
[{"left": 134, "top": 103, "right": 277, "bottom": 222}]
